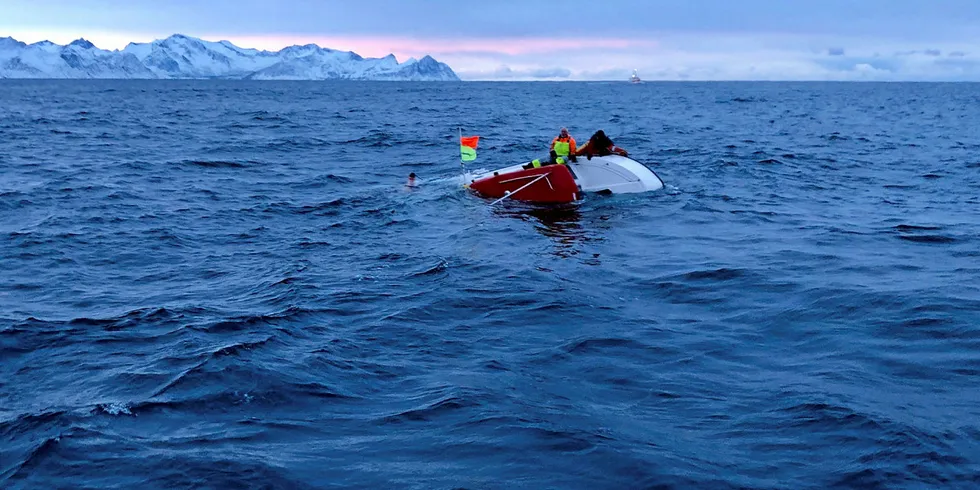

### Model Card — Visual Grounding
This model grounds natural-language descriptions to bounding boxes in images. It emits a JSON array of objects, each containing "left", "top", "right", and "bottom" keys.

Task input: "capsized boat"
[{"left": 466, "top": 154, "right": 665, "bottom": 204}]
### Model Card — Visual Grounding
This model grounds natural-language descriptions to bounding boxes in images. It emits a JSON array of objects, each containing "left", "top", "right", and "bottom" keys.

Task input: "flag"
[{"left": 460, "top": 135, "right": 479, "bottom": 162}]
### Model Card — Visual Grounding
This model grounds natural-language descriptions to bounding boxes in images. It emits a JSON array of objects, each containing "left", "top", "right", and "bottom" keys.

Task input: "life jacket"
[
  {"left": 530, "top": 156, "right": 566, "bottom": 168},
  {"left": 551, "top": 135, "right": 576, "bottom": 157}
]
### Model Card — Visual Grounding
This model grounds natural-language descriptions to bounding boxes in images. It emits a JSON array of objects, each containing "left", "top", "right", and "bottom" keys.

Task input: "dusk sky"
[{"left": 4, "top": 0, "right": 980, "bottom": 80}]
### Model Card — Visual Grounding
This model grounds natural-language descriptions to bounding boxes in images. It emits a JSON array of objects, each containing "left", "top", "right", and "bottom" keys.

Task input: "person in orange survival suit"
[
  {"left": 524, "top": 127, "right": 579, "bottom": 169},
  {"left": 550, "top": 127, "right": 578, "bottom": 163},
  {"left": 574, "top": 129, "right": 628, "bottom": 159}
]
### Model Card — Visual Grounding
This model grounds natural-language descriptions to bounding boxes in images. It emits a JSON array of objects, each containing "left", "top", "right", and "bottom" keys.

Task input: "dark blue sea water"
[{"left": 2, "top": 80, "right": 979, "bottom": 489}]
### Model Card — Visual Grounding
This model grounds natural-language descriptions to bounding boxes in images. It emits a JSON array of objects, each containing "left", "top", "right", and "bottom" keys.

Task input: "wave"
[
  {"left": 730, "top": 96, "right": 767, "bottom": 103},
  {"left": 296, "top": 199, "right": 348, "bottom": 215},
  {"left": 681, "top": 267, "right": 746, "bottom": 281},
  {"left": 6, "top": 308, "right": 188, "bottom": 339},
  {"left": 1, "top": 435, "right": 61, "bottom": 482},
  {"left": 897, "top": 234, "right": 957, "bottom": 244},
  {"left": 407, "top": 259, "right": 449, "bottom": 277},
  {"left": 893, "top": 224, "right": 942, "bottom": 232},
  {"left": 296, "top": 240, "right": 331, "bottom": 248},
  {"left": 247, "top": 197, "right": 366, "bottom": 216},
  {"left": 153, "top": 458, "right": 320, "bottom": 489},
  {"left": 192, "top": 308, "right": 308, "bottom": 334},
  {"left": 344, "top": 130, "right": 394, "bottom": 147},
  {"left": 3, "top": 80, "right": 980, "bottom": 489},
  {"left": 294, "top": 174, "right": 354, "bottom": 187},
  {"left": 381, "top": 394, "right": 478, "bottom": 424},
  {"left": 262, "top": 137, "right": 330, "bottom": 150},
  {"left": 0, "top": 410, "right": 67, "bottom": 438},
  {"left": 178, "top": 160, "right": 250, "bottom": 168},
  {"left": 769, "top": 400, "right": 969, "bottom": 487},
  {"left": 561, "top": 337, "right": 652, "bottom": 355},
  {"left": 242, "top": 110, "right": 288, "bottom": 122}
]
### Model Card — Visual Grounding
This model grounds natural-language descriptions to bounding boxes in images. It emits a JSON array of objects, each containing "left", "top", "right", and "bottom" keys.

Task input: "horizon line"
[
  {"left": 5, "top": 32, "right": 980, "bottom": 83},
  {"left": 2, "top": 78, "right": 979, "bottom": 83}
]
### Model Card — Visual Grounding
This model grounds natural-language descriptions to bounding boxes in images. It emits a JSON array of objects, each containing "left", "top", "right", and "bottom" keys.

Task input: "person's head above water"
[{"left": 560, "top": 127, "right": 569, "bottom": 137}]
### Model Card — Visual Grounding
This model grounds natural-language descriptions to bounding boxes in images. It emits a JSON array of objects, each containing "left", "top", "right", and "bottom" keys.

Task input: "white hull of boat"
[{"left": 468, "top": 155, "right": 664, "bottom": 197}]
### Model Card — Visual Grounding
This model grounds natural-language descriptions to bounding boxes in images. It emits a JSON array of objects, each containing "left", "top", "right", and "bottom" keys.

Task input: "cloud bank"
[
  {"left": 443, "top": 33, "right": 980, "bottom": 81},
  {"left": 463, "top": 66, "right": 572, "bottom": 80},
  {"left": 4, "top": 0, "right": 980, "bottom": 81}
]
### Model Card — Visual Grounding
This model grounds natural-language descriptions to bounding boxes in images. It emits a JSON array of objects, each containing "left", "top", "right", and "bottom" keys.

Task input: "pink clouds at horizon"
[{"left": 216, "top": 35, "right": 658, "bottom": 60}]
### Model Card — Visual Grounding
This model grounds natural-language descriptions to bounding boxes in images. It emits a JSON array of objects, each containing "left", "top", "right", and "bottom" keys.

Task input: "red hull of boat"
[{"left": 469, "top": 165, "right": 578, "bottom": 203}]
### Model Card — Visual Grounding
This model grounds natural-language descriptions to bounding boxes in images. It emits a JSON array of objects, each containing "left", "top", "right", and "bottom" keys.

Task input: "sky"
[{"left": 3, "top": 0, "right": 980, "bottom": 81}]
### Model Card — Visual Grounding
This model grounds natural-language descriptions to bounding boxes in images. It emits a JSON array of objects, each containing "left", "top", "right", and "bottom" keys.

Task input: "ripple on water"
[{"left": 1, "top": 80, "right": 978, "bottom": 489}]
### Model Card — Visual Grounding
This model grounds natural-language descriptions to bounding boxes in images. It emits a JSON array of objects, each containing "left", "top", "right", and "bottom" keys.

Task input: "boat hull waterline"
[{"left": 466, "top": 155, "right": 665, "bottom": 204}]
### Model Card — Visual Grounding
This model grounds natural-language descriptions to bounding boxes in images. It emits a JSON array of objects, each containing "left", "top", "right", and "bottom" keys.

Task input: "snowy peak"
[
  {"left": 217, "top": 40, "right": 264, "bottom": 57},
  {"left": 0, "top": 35, "right": 154, "bottom": 79},
  {"left": 0, "top": 37, "right": 27, "bottom": 50},
  {"left": 68, "top": 38, "right": 96, "bottom": 49},
  {"left": 0, "top": 34, "right": 460, "bottom": 81},
  {"left": 379, "top": 54, "right": 459, "bottom": 81}
]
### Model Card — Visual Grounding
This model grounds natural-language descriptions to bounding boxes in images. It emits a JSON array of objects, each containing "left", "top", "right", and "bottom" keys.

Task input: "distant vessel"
[{"left": 629, "top": 69, "right": 642, "bottom": 84}]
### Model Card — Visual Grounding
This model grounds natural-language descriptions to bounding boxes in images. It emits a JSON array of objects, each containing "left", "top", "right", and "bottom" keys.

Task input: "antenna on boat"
[
  {"left": 458, "top": 127, "right": 464, "bottom": 173},
  {"left": 458, "top": 127, "right": 466, "bottom": 185}
]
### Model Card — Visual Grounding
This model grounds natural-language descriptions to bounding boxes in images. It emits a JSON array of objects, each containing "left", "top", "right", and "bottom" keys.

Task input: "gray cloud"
[
  {"left": 813, "top": 54, "right": 902, "bottom": 74},
  {"left": 7, "top": 0, "right": 980, "bottom": 81},
  {"left": 577, "top": 68, "right": 636, "bottom": 80},
  {"left": 934, "top": 57, "right": 980, "bottom": 69},
  {"left": 525, "top": 67, "right": 572, "bottom": 78},
  {"left": 894, "top": 49, "right": 944, "bottom": 57},
  {"left": 460, "top": 65, "right": 571, "bottom": 80},
  {"left": 450, "top": 43, "right": 980, "bottom": 81}
]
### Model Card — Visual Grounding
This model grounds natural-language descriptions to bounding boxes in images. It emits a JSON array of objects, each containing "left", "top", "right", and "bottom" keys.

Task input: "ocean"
[{"left": 2, "top": 80, "right": 979, "bottom": 489}]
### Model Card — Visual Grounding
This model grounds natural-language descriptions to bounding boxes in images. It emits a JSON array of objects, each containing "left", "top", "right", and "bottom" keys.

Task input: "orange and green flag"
[{"left": 460, "top": 135, "right": 479, "bottom": 162}]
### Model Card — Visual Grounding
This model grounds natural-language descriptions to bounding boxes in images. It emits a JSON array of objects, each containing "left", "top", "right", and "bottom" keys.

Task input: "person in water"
[
  {"left": 524, "top": 127, "right": 579, "bottom": 169},
  {"left": 575, "top": 130, "right": 629, "bottom": 159}
]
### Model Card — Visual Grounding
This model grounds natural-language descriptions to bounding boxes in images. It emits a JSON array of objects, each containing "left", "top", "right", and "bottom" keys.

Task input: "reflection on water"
[{"left": 493, "top": 203, "right": 603, "bottom": 263}]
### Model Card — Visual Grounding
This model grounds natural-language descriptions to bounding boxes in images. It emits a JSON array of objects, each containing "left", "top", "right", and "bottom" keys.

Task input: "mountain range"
[{"left": 0, "top": 34, "right": 460, "bottom": 81}]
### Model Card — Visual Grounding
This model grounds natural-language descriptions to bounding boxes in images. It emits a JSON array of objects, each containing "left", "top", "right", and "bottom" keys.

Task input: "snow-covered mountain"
[{"left": 0, "top": 34, "right": 460, "bottom": 81}]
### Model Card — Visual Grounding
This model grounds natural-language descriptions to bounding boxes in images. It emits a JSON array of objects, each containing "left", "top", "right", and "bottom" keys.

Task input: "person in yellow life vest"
[
  {"left": 550, "top": 127, "right": 578, "bottom": 162},
  {"left": 524, "top": 127, "right": 578, "bottom": 169}
]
